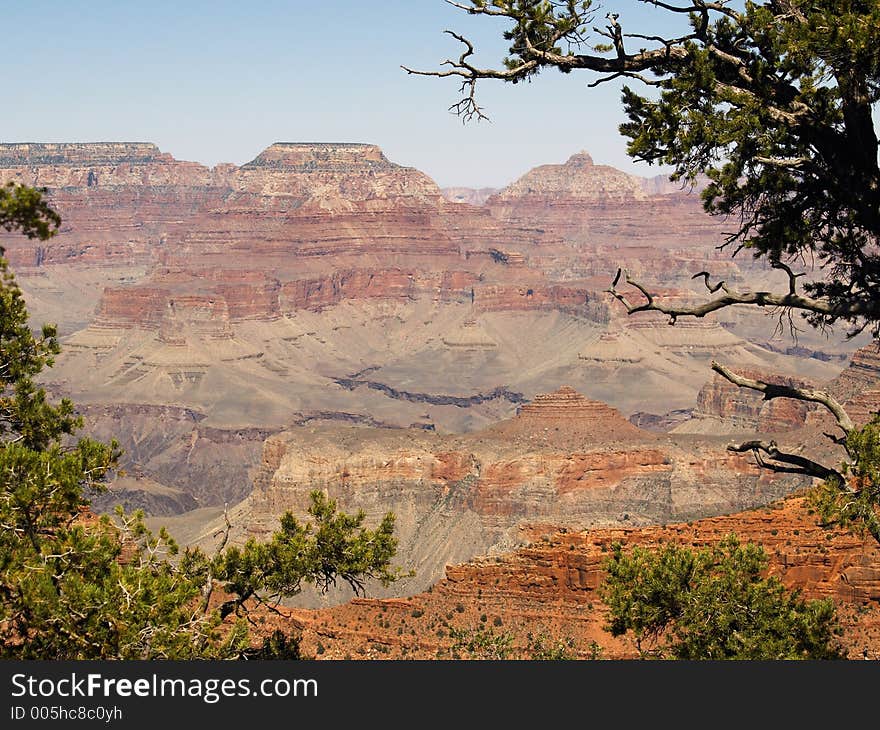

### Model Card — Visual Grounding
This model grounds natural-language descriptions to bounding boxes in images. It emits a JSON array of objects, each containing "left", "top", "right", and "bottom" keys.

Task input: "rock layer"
[
  {"left": 486, "top": 151, "right": 723, "bottom": 249},
  {"left": 189, "top": 386, "right": 812, "bottom": 605},
  {"left": 286, "top": 495, "right": 880, "bottom": 659},
  {"left": 684, "top": 369, "right": 817, "bottom": 433}
]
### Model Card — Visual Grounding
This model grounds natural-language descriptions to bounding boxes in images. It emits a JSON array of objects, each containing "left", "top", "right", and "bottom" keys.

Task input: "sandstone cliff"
[
  {"left": 678, "top": 368, "right": 817, "bottom": 434},
  {"left": 485, "top": 151, "right": 723, "bottom": 250},
  {"left": 285, "top": 495, "right": 880, "bottom": 659},
  {"left": 184, "top": 386, "right": 812, "bottom": 606}
]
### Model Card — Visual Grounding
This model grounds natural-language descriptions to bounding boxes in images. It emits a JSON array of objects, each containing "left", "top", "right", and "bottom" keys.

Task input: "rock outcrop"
[
  {"left": 285, "top": 495, "right": 880, "bottom": 659},
  {"left": 78, "top": 403, "right": 273, "bottom": 511},
  {"left": 0, "top": 142, "right": 226, "bottom": 269},
  {"left": 188, "top": 386, "right": 812, "bottom": 605},
  {"left": 628, "top": 409, "right": 693, "bottom": 432},
  {"left": 485, "top": 151, "right": 723, "bottom": 250},
  {"left": 502, "top": 386, "right": 645, "bottom": 442},
  {"left": 830, "top": 344, "right": 880, "bottom": 405},
  {"left": 682, "top": 368, "right": 817, "bottom": 434}
]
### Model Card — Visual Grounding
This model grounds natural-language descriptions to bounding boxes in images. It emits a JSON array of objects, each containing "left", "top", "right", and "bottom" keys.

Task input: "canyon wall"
[
  {"left": 198, "top": 387, "right": 813, "bottom": 604},
  {"left": 485, "top": 151, "right": 724, "bottom": 250},
  {"left": 0, "top": 142, "right": 858, "bottom": 529},
  {"left": 683, "top": 369, "right": 817, "bottom": 434},
  {"left": 287, "top": 495, "right": 880, "bottom": 659}
]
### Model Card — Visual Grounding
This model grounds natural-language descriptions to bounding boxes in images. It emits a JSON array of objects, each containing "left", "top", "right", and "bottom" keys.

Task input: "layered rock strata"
[
  {"left": 196, "top": 387, "right": 812, "bottom": 605},
  {"left": 286, "top": 496, "right": 880, "bottom": 660},
  {"left": 683, "top": 369, "right": 817, "bottom": 434},
  {"left": 486, "top": 151, "right": 724, "bottom": 249}
]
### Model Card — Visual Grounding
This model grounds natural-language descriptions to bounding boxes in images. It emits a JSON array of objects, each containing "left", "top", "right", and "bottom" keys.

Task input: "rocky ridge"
[
  {"left": 184, "top": 386, "right": 813, "bottom": 604},
  {"left": 286, "top": 495, "right": 880, "bottom": 659}
]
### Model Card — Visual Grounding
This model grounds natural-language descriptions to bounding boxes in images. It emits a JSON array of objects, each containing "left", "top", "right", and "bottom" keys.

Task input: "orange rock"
[{"left": 284, "top": 496, "right": 880, "bottom": 660}]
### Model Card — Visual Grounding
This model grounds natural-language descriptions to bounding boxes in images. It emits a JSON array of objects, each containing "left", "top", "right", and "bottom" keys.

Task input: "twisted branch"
[
  {"left": 710, "top": 361, "right": 854, "bottom": 436},
  {"left": 727, "top": 439, "right": 846, "bottom": 484},
  {"left": 606, "top": 267, "right": 873, "bottom": 326}
]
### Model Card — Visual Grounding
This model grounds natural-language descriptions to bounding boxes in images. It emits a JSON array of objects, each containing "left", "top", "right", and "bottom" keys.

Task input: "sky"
[{"left": 3, "top": 1, "right": 690, "bottom": 188}]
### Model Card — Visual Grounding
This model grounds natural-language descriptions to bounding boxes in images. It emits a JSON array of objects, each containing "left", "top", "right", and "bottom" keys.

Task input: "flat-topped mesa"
[
  {"left": 242, "top": 142, "right": 394, "bottom": 172},
  {"left": 233, "top": 141, "right": 446, "bottom": 207},
  {"left": 0, "top": 141, "right": 217, "bottom": 208},
  {"left": 0, "top": 142, "right": 167, "bottom": 166}
]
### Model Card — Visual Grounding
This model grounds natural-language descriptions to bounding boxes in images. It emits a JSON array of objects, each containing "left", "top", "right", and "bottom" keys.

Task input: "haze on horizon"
[{"left": 3, "top": 1, "right": 686, "bottom": 189}]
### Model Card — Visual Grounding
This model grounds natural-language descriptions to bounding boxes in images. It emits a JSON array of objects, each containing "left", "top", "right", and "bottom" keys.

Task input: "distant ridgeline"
[{"left": 0, "top": 142, "right": 165, "bottom": 166}]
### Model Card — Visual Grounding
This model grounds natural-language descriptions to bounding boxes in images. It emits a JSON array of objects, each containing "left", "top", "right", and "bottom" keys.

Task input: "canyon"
[
  {"left": 1, "top": 141, "right": 873, "bottom": 616},
  {"left": 175, "top": 384, "right": 810, "bottom": 604}
]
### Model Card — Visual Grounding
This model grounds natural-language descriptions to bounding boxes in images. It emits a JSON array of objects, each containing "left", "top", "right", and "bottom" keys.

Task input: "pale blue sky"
[{"left": 3, "top": 1, "right": 687, "bottom": 187}]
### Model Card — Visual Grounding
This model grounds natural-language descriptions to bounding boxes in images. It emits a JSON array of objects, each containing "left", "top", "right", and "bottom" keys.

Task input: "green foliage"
[
  {"left": 0, "top": 182, "right": 60, "bottom": 241},
  {"left": 469, "top": 0, "right": 593, "bottom": 77},
  {"left": 619, "top": 1, "right": 880, "bottom": 335},
  {"left": 600, "top": 535, "right": 842, "bottom": 659},
  {"left": 446, "top": 626, "right": 597, "bottom": 659},
  {"left": 245, "top": 630, "right": 303, "bottom": 660},
  {"left": 0, "top": 189, "right": 406, "bottom": 657},
  {"left": 441, "top": 1, "right": 880, "bottom": 336},
  {"left": 448, "top": 625, "right": 514, "bottom": 659},
  {"left": 811, "top": 415, "right": 880, "bottom": 540},
  {"left": 212, "top": 491, "right": 407, "bottom": 618},
  {"left": 526, "top": 632, "right": 580, "bottom": 660}
]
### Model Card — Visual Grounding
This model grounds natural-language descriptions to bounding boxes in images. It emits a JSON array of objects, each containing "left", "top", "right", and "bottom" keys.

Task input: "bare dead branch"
[
  {"left": 728, "top": 439, "right": 846, "bottom": 483},
  {"left": 692, "top": 271, "right": 729, "bottom": 294},
  {"left": 199, "top": 503, "right": 232, "bottom": 616},
  {"left": 755, "top": 155, "right": 811, "bottom": 168},
  {"left": 407, "top": 0, "right": 784, "bottom": 125},
  {"left": 711, "top": 361, "right": 854, "bottom": 435},
  {"left": 401, "top": 30, "right": 540, "bottom": 84},
  {"left": 587, "top": 70, "right": 664, "bottom": 88},
  {"left": 606, "top": 268, "right": 874, "bottom": 326}
]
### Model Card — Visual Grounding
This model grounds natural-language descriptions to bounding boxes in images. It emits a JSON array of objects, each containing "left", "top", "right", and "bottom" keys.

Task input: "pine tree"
[{"left": 600, "top": 535, "right": 841, "bottom": 659}]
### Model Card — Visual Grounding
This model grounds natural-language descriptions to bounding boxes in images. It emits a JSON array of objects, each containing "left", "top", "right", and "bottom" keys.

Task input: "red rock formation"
[
  {"left": 95, "top": 286, "right": 169, "bottom": 328},
  {"left": 0, "top": 141, "right": 755, "bottom": 336},
  {"left": 845, "top": 389, "right": 880, "bottom": 427},
  {"left": 692, "top": 369, "right": 816, "bottom": 432},
  {"left": 279, "top": 269, "right": 479, "bottom": 312},
  {"left": 506, "top": 386, "right": 645, "bottom": 442},
  {"left": 220, "top": 386, "right": 808, "bottom": 603},
  {"left": 486, "top": 151, "right": 724, "bottom": 249},
  {"left": 285, "top": 496, "right": 880, "bottom": 659},
  {"left": 831, "top": 344, "right": 880, "bottom": 404},
  {"left": 0, "top": 142, "right": 227, "bottom": 269},
  {"left": 473, "top": 284, "right": 608, "bottom": 320}
]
